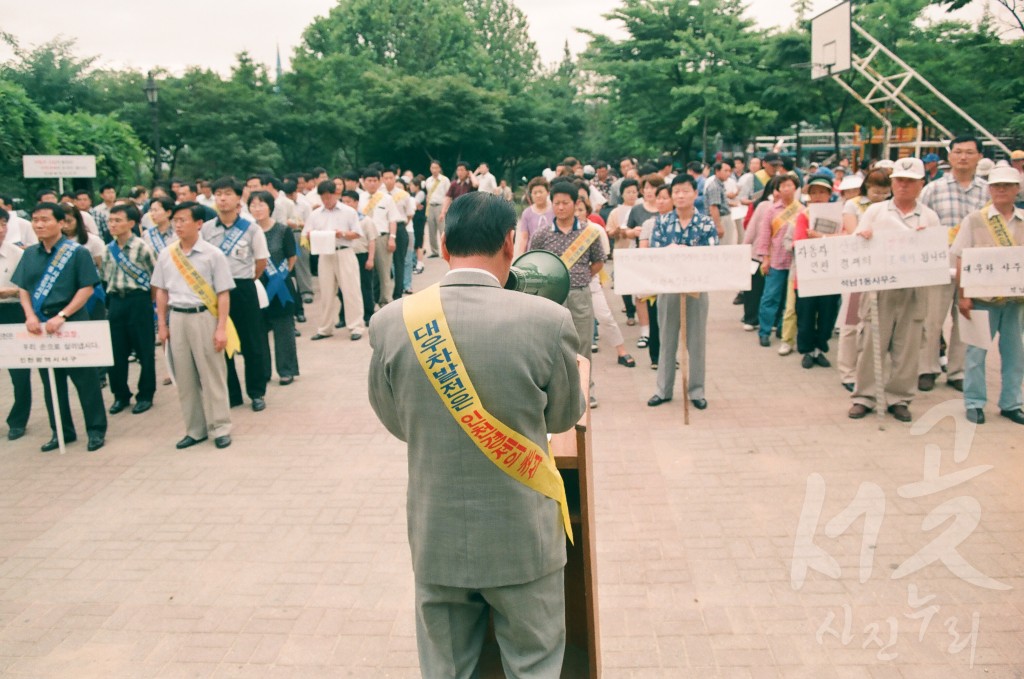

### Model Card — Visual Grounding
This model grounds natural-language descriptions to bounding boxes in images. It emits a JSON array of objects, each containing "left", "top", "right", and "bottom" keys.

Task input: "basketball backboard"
[{"left": 811, "top": 1, "right": 851, "bottom": 80}]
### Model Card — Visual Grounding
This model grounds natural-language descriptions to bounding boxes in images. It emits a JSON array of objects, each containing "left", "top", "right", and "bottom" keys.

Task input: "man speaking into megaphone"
[{"left": 368, "top": 191, "right": 585, "bottom": 678}]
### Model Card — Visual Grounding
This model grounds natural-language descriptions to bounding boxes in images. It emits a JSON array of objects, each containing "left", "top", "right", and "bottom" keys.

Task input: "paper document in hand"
[{"left": 309, "top": 230, "right": 337, "bottom": 256}]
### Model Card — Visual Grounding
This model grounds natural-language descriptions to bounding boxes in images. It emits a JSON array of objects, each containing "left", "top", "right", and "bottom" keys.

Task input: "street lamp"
[{"left": 144, "top": 71, "right": 160, "bottom": 182}]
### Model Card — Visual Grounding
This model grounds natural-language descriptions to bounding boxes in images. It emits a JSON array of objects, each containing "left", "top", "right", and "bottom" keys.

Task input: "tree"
[
  {"left": 0, "top": 35, "right": 100, "bottom": 114},
  {"left": 0, "top": 79, "right": 52, "bottom": 195},
  {"left": 44, "top": 111, "right": 145, "bottom": 190},
  {"left": 929, "top": 0, "right": 1024, "bottom": 35}
]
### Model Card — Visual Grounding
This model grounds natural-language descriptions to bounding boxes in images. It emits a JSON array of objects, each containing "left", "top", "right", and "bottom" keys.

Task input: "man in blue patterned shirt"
[{"left": 642, "top": 175, "right": 719, "bottom": 410}]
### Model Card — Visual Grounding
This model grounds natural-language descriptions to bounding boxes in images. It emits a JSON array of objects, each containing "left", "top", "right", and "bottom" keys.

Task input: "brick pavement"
[{"left": 1, "top": 258, "right": 1022, "bottom": 678}]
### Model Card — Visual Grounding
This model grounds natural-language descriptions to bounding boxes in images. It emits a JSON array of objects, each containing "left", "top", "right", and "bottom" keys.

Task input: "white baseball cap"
[
  {"left": 874, "top": 159, "right": 896, "bottom": 170},
  {"left": 890, "top": 157, "right": 926, "bottom": 180},
  {"left": 838, "top": 175, "right": 863, "bottom": 192},
  {"left": 976, "top": 158, "right": 995, "bottom": 178},
  {"left": 987, "top": 166, "right": 1022, "bottom": 185}
]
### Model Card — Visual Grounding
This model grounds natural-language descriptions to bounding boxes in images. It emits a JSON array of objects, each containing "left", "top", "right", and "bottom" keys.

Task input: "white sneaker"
[
  {"left": 777, "top": 342, "right": 793, "bottom": 356},
  {"left": 742, "top": 323, "right": 755, "bottom": 331}
]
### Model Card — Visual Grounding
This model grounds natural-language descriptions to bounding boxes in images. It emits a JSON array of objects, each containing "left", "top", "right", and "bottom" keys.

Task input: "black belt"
[
  {"left": 108, "top": 289, "right": 150, "bottom": 298},
  {"left": 335, "top": 245, "right": 350, "bottom": 250},
  {"left": 171, "top": 306, "right": 206, "bottom": 314}
]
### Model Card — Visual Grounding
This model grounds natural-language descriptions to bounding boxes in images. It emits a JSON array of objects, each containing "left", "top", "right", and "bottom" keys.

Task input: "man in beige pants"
[
  {"left": 153, "top": 202, "right": 235, "bottom": 449},
  {"left": 849, "top": 158, "right": 941, "bottom": 423},
  {"left": 304, "top": 182, "right": 366, "bottom": 341}
]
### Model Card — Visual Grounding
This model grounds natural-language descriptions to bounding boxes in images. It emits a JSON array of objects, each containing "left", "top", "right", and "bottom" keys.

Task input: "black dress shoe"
[
  {"left": 647, "top": 394, "right": 671, "bottom": 407},
  {"left": 214, "top": 435, "right": 232, "bottom": 449},
  {"left": 41, "top": 435, "right": 75, "bottom": 452},
  {"left": 1000, "top": 408, "right": 1024, "bottom": 425},
  {"left": 251, "top": 398, "right": 266, "bottom": 412},
  {"left": 279, "top": 376, "right": 294, "bottom": 386},
  {"left": 296, "top": 314, "right": 306, "bottom": 323},
  {"left": 131, "top": 400, "right": 152, "bottom": 414},
  {"left": 842, "top": 382, "right": 854, "bottom": 393},
  {"left": 965, "top": 408, "right": 985, "bottom": 424},
  {"left": 732, "top": 293, "right": 744, "bottom": 305},
  {"left": 86, "top": 435, "right": 105, "bottom": 452},
  {"left": 759, "top": 336, "right": 770, "bottom": 347},
  {"left": 813, "top": 354, "right": 831, "bottom": 368},
  {"left": 310, "top": 333, "right": 331, "bottom": 341},
  {"left": 7, "top": 427, "right": 25, "bottom": 441},
  {"left": 335, "top": 321, "right": 345, "bottom": 329},
  {"left": 947, "top": 378, "right": 964, "bottom": 392},
  {"left": 918, "top": 373, "right": 936, "bottom": 392},
  {"left": 690, "top": 398, "right": 708, "bottom": 410},
  {"left": 887, "top": 404, "right": 912, "bottom": 422},
  {"left": 176, "top": 435, "right": 208, "bottom": 449},
  {"left": 109, "top": 400, "right": 130, "bottom": 414},
  {"left": 801, "top": 354, "right": 815, "bottom": 369}
]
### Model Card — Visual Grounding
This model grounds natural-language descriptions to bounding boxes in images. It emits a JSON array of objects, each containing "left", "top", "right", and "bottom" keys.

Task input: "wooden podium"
[{"left": 480, "top": 356, "right": 601, "bottom": 678}]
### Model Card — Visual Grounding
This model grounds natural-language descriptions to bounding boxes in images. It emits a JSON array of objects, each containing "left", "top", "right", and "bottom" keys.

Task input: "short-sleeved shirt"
[
  {"left": 201, "top": 216, "right": 270, "bottom": 279},
  {"left": 0, "top": 240, "right": 24, "bottom": 305},
  {"left": 303, "top": 202, "right": 360, "bottom": 247},
  {"left": 856, "top": 200, "right": 942, "bottom": 236},
  {"left": 100, "top": 235, "right": 157, "bottom": 293},
  {"left": 11, "top": 238, "right": 100, "bottom": 316},
  {"left": 950, "top": 205, "right": 1024, "bottom": 259},
  {"left": 425, "top": 175, "right": 450, "bottom": 205},
  {"left": 360, "top": 190, "right": 403, "bottom": 237},
  {"left": 528, "top": 218, "right": 605, "bottom": 289},
  {"left": 919, "top": 174, "right": 988, "bottom": 230},
  {"left": 626, "top": 204, "right": 657, "bottom": 230},
  {"left": 151, "top": 239, "right": 236, "bottom": 308},
  {"left": 703, "top": 177, "right": 729, "bottom": 215},
  {"left": 446, "top": 178, "right": 477, "bottom": 202},
  {"left": 649, "top": 210, "right": 719, "bottom": 248},
  {"left": 517, "top": 205, "right": 555, "bottom": 242},
  {"left": 143, "top": 226, "right": 178, "bottom": 257}
]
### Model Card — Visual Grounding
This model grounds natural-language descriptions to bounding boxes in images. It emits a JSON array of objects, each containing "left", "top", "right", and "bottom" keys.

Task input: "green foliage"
[
  {"left": 0, "top": 79, "right": 52, "bottom": 195},
  {"left": 44, "top": 111, "right": 145, "bottom": 189}
]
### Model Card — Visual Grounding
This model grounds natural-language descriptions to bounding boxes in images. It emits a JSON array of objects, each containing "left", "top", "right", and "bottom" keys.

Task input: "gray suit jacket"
[{"left": 368, "top": 269, "right": 585, "bottom": 588}]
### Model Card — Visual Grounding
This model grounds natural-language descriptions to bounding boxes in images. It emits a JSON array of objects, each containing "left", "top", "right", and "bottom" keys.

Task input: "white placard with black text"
[
  {"left": 613, "top": 245, "right": 752, "bottom": 295},
  {"left": 960, "top": 246, "right": 1024, "bottom": 299},
  {"left": 0, "top": 321, "right": 113, "bottom": 369}
]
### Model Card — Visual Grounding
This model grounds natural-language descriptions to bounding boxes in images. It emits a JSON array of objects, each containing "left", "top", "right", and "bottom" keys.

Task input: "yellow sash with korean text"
[
  {"left": 169, "top": 244, "right": 242, "bottom": 358},
  {"left": 364, "top": 191, "right": 385, "bottom": 218},
  {"left": 403, "top": 284, "right": 573, "bottom": 542},
  {"left": 426, "top": 177, "right": 444, "bottom": 204},
  {"left": 560, "top": 224, "right": 602, "bottom": 270},
  {"left": 986, "top": 210, "right": 1017, "bottom": 248}
]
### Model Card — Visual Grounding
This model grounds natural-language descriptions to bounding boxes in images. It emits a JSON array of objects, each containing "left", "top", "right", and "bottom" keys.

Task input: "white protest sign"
[
  {"left": 0, "top": 321, "right": 113, "bottom": 369},
  {"left": 961, "top": 246, "right": 1024, "bottom": 298},
  {"left": 22, "top": 155, "right": 97, "bottom": 179},
  {"left": 309, "top": 230, "right": 338, "bottom": 256},
  {"left": 793, "top": 227, "right": 950, "bottom": 297},
  {"left": 613, "top": 245, "right": 752, "bottom": 295}
]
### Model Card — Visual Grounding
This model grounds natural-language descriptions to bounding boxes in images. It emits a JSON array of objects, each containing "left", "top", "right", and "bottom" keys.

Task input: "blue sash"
[
  {"left": 216, "top": 219, "right": 250, "bottom": 256},
  {"left": 109, "top": 240, "right": 151, "bottom": 288},
  {"left": 263, "top": 258, "right": 293, "bottom": 307},
  {"left": 31, "top": 238, "right": 79, "bottom": 321},
  {"left": 147, "top": 227, "right": 171, "bottom": 255},
  {"left": 86, "top": 283, "right": 106, "bottom": 314}
]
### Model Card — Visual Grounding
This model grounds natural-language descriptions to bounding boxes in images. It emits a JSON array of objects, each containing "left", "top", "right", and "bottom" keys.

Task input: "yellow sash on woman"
[
  {"left": 403, "top": 284, "right": 573, "bottom": 542},
  {"left": 561, "top": 224, "right": 601, "bottom": 270},
  {"left": 170, "top": 244, "right": 242, "bottom": 358},
  {"left": 765, "top": 200, "right": 802, "bottom": 267}
]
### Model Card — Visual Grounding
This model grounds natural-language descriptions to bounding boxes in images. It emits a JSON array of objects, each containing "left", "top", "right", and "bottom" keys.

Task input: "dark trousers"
[
  {"left": 393, "top": 226, "right": 409, "bottom": 296},
  {"left": 226, "top": 279, "right": 267, "bottom": 403},
  {"left": 39, "top": 366, "right": 107, "bottom": 438},
  {"left": 107, "top": 291, "right": 156, "bottom": 402},
  {"left": 357, "top": 252, "right": 375, "bottom": 325},
  {"left": 263, "top": 312, "right": 299, "bottom": 380},
  {"left": 795, "top": 291, "right": 841, "bottom": 355},
  {"left": 743, "top": 268, "right": 765, "bottom": 326},
  {"left": 622, "top": 295, "right": 636, "bottom": 320},
  {"left": 647, "top": 299, "right": 660, "bottom": 365},
  {"left": 1, "top": 304, "right": 31, "bottom": 429}
]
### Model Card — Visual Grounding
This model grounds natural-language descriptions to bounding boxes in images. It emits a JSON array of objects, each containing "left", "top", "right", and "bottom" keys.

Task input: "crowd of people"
[{"left": 2, "top": 140, "right": 1023, "bottom": 452}]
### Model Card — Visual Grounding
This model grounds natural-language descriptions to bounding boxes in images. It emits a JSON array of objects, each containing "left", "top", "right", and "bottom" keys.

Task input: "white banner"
[
  {"left": 22, "top": 155, "right": 97, "bottom": 179},
  {"left": 961, "top": 246, "right": 1024, "bottom": 298},
  {"left": 0, "top": 321, "right": 113, "bottom": 369},
  {"left": 793, "top": 228, "right": 951, "bottom": 297},
  {"left": 613, "top": 245, "right": 752, "bottom": 295}
]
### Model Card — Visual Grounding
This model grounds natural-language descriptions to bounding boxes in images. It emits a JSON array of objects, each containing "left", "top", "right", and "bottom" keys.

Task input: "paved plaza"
[{"left": 1, "top": 259, "right": 1022, "bottom": 678}]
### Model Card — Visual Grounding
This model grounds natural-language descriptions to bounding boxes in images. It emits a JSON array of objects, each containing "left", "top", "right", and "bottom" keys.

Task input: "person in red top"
[{"left": 793, "top": 174, "right": 842, "bottom": 369}]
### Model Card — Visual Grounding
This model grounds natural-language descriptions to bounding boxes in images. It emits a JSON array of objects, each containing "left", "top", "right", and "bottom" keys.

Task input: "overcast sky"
[{"left": 0, "top": 0, "right": 854, "bottom": 75}]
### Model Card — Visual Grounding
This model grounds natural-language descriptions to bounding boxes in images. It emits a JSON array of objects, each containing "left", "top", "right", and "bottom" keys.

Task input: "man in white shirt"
[
  {"left": 474, "top": 163, "right": 499, "bottom": 195},
  {"left": 383, "top": 167, "right": 416, "bottom": 298},
  {"left": 304, "top": 182, "right": 366, "bottom": 341},
  {"left": 360, "top": 169, "right": 402, "bottom": 305},
  {"left": 0, "top": 209, "right": 31, "bottom": 440},
  {"left": 424, "top": 161, "right": 450, "bottom": 257},
  {"left": 0, "top": 196, "right": 36, "bottom": 247},
  {"left": 849, "top": 158, "right": 942, "bottom": 423}
]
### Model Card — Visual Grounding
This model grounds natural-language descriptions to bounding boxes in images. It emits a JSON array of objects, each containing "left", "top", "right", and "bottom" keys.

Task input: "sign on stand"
[
  {"left": 22, "top": 155, "right": 97, "bottom": 194},
  {"left": 0, "top": 321, "right": 113, "bottom": 454}
]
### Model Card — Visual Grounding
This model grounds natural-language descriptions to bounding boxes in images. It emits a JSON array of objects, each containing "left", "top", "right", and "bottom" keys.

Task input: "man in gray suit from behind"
[{"left": 369, "top": 191, "right": 585, "bottom": 678}]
